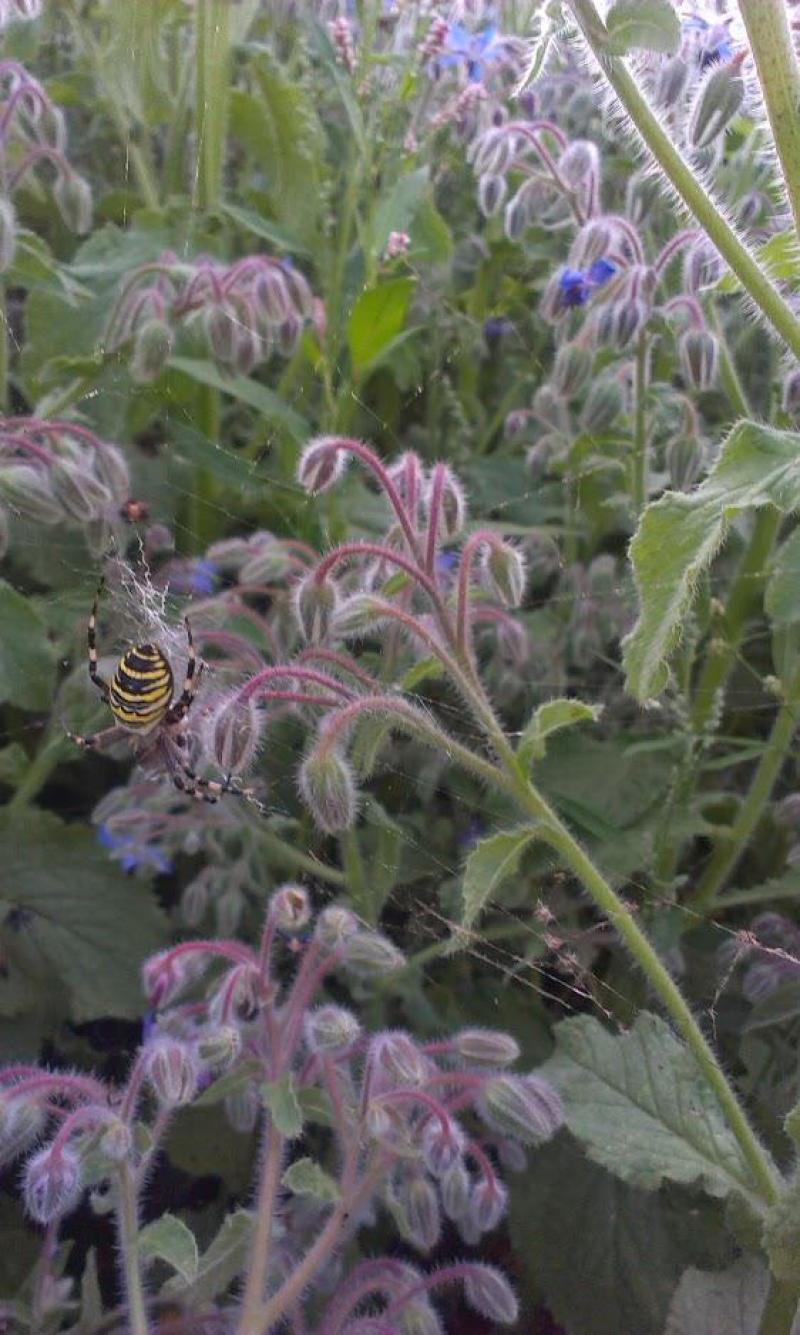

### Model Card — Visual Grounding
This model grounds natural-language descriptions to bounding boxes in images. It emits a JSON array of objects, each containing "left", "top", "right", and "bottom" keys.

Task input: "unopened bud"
[
  {"left": 24, "top": 1145, "right": 83, "bottom": 1224},
  {"left": 453, "top": 1029, "right": 520, "bottom": 1065},
  {"left": 0, "top": 464, "right": 61, "bottom": 523},
  {"left": 98, "top": 1117, "right": 133, "bottom": 1163},
  {"left": 777, "top": 794, "right": 800, "bottom": 828},
  {"left": 204, "top": 302, "right": 239, "bottom": 367},
  {"left": 217, "top": 886, "right": 248, "bottom": 936},
  {"left": 0, "top": 195, "right": 17, "bottom": 271},
  {"left": 426, "top": 464, "right": 467, "bottom": 537},
  {"left": 0, "top": 1094, "right": 45, "bottom": 1167},
  {"left": 180, "top": 874, "right": 210, "bottom": 926},
  {"left": 315, "top": 904, "right": 359, "bottom": 950},
  {"left": 224, "top": 1084, "right": 260, "bottom": 1133},
  {"left": 370, "top": 1032, "right": 429, "bottom": 1089},
  {"left": 255, "top": 266, "right": 292, "bottom": 322},
  {"left": 625, "top": 170, "right": 662, "bottom": 226},
  {"left": 580, "top": 377, "right": 623, "bottom": 432},
  {"left": 655, "top": 56, "right": 689, "bottom": 108},
  {"left": 50, "top": 457, "right": 111, "bottom": 522},
  {"left": 441, "top": 1160, "right": 471, "bottom": 1219},
  {"left": 297, "top": 437, "right": 348, "bottom": 494},
  {"left": 144, "top": 1038, "right": 199, "bottom": 1107},
  {"left": 477, "top": 1074, "right": 564, "bottom": 1146},
  {"left": 526, "top": 435, "right": 563, "bottom": 480},
  {"left": 504, "top": 409, "right": 532, "bottom": 438},
  {"left": 569, "top": 219, "right": 614, "bottom": 268},
  {"left": 93, "top": 442, "right": 131, "bottom": 505},
  {"left": 197, "top": 1025, "right": 242, "bottom": 1073},
  {"left": 333, "top": 593, "right": 389, "bottom": 640},
  {"left": 463, "top": 1265, "right": 518, "bottom": 1325},
  {"left": 557, "top": 139, "right": 598, "bottom": 185},
  {"left": 478, "top": 174, "right": 507, "bottom": 218},
  {"left": 468, "top": 1176, "right": 508, "bottom": 1233},
  {"left": 596, "top": 298, "right": 648, "bottom": 351},
  {"left": 679, "top": 327, "right": 719, "bottom": 390},
  {"left": 666, "top": 433, "right": 705, "bottom": 492},
  {"left": 399, "top": 1174, "right": 441, "bottom": 1252},
  {"left": 295, "top": 572, "right": 338, "bottom": 643},
  {"left": 689, "top": 58, "right": 745, "bottom": 149},
  {"left": 130, "top": 317, "right": 174, "bottom": 383},
  {"left": 265, "top": 886, "right": 308, "bottom": 938},
  {"left": 398, "top": 1300, "right": 443, "bottom": 1335},
  {"left": 299, "top": 744, "right": 357, "bottom": 833},
  {"left": 208, "top": 693, "right": 263, "bottom": 775},
  {"left": 240, "top": 539, "right": 292, "bottom": 584},
  {"left": 482, "top": 542, "right": 526, "bottom": 608},
  {"left": 683, "top": 240, "right": 723, "bottom": 295},
  {"left": 53, "top": 172, "right": 93, "bottom": 233},
  {"left": 344, "top": 931, "right": 405, "bottom": 979},
  {"left": 304, "top": 1004, "right": 361, "bottom": 1056},
  {"left": 551, "top": 342, "right": 592, "bottom": 398},
  {"left": 421, "top": 1115, "right": 466, "bottom": 1177},
  {"left": 532, "top": 384, "right": 568, "bottom": 432}
]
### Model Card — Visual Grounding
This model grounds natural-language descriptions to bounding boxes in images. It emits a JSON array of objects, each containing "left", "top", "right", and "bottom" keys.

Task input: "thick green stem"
[
  {"left": 116, "top": 1164, "right": 149, "bottom": 1335},
  {"left": 736, "top": 0, "right": 800, "bottom": 246},
  {"left": 567, "top": 0, "right": 800, "bottom": 361},
  {"left": 692, "top": 671, "right": 800, "bottom": 910},
  {"left": 631, "top": 331, "right": 650, "bottom": 512},
  {"left": 188, "top": 382, "right": 221, "bottom": 552},
  {"left": 236, "top": 1121, "right": 284, "bottom": 1335},
  {"left": 193, "top": 0, "right": 232, "bottom": 211}
]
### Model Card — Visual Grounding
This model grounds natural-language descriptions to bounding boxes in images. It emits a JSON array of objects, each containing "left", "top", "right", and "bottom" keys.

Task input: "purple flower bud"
[
  {"left": 304, "top": 1004, "right": 362, "bottom": 1056},
  {"left": 0, "top": 464, "right": 61, "bottom": 524},
  {"left": 299, "top": 744, "right": 358, "bottom": 833},
  {"left": 255, "top": 266, "right": 293, "bottom": 322},
  {"left": 270, "top": 884, "right": 311, "bottom": 933},
  {"left": 53, "top": 172, "right": 93, "bottom": 233},
  {"left": 333, "top": 593, "right": 391, "bottom": 640},
  {"left": 557, "top": 139, "right": 598, "bottom": 186},
  {"left": 478, "top": 1074, "right": 563, "bottom": 1146},
  {"left": 783, "top": 371, "right": 800, "bottom": 420},
  {"left": 683, "top": 240, "right": 723, "bottom": 295},
  {"left": 551, "top": 342, "right": 593, "bottom": 398},
  {"left": 525, "top": 436, "right": 561, "bottom": 481},
  {"left": 453, "top": 1028, "right": 520, "bottom": 1065},
  {"left": 679, "top": 327, "right": 719, "bottom": 390},
  {"left": 532, "top": 384, "right": 569, "bottom": 433},
  {"left": 426, "top": 464, "right": 467, "bottom": 538},
  {"left": 504, "top": 409, "right": 532, "bottom": 438},
  {"left": 440, "top": 1160, "right": 471, "bottom": 1219},
  {"left": 569, "top": 219, "right": 615, "bottom": 268},
  {"left": 625, "top": 170, "right": 662, "bottom": 226},
  {"left": 369, "top": 1032, "right": 429, "bottom": 1090},
  {"left": 482, "top": 542, "right": 526, "bottom": 608},
  {"left": 197, "top": 1025, "right": 242, "bottom": 1073},
  {"left": 398, "top": 1174, "right": 441, "bottom": 1253},
  {"left": 344, "top": 931, "right": 405, "bottom": 980},
  {"left": 463, "top": 1265, "right": 518, "bottom": 1325},
  {"left": 98, "top": 1117, "right": 133, "bottom": 1164},
  {"left": 0, "top": 1094, "right": 45, "bottom": 1167},
  {"left": 666, "top": 433, "right": 705, "bottom": 492},
  {"left": 655, "top": 55, "right": 689, "bottom": 108},
  {"left": 315, "top": 904, "right": 360, "bottom": 950},
  {"left": 204, "top": 302, "right": 240, "bottom": 367},
  {"left": 478, "top": 174, "right": 507, "bottom": 218},
  {"left": 595, "top": 297, "right": 648, "bottom": 350},
  {"left": 497, "top": 1137, "right": 528, "bottom": 1173},
  {"left": 580, "top": 376, "right": 624, "bottom": 432},
  {"left": 689, "top": 57, "right": 745, "bottom": 148},
  {"left": 0, "top": 195, "right": 17, "bottom": 271},
  {"left": 468, "top": 1175, "right": 508, "bottom": 1233},
  {"left": 240, "top": 539, "right": 292, "bottom": 584},
  {"left": 49, "top": 457, "right": 111, "bottom": 523},
  {"left": 23, "top": 1145, "right": 83, "bottom": 1224},
  {"left": 207, "top": 693, "right": 264, "bottom": 776},
  {"left": 144, "top": 1038, "right": 199, "bottom": 1107},
  {"left": 396, "top": 1300, "right": 444, "bottom": 1335},
  {"left": 294, "top": 571, "right": 339, "bottom": 643},
  {"left": 421, "top": 1115, "right": 466, "bottom": 1177},
  {"left": 130, "top": 318, "right": 174, "bottom": 383}
]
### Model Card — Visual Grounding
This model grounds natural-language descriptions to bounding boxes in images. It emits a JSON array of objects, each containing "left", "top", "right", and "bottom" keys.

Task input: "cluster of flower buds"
[
  {"left": 0, "top": 60, "right": 92, "bottom": 269},
  {"left": 0, "top": 417, "right": 132, "bottom": 557},
  {"left": 105, "top": 249, "right": 318, "bottom": 381},
  {"left": 329, "top": 16, "right": 357, "bottom": 75}
]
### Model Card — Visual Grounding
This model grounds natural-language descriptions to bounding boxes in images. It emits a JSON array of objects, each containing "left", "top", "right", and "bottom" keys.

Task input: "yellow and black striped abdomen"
[{"left": 109, "top": 643, "right": 173, "bottom": 729}]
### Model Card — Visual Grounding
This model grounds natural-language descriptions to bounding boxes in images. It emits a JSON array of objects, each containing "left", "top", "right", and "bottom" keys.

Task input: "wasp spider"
[{"left": 68, "top": 578, "right": 250, "bottom": 805}]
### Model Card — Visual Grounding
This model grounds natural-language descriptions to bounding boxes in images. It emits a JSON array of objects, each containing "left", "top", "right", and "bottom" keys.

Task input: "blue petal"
[{"left": 587, "top": 258, "right": 616, "bottom": 285}]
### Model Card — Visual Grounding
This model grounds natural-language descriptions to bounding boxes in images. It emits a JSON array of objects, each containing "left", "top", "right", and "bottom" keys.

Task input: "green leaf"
[
  {"left": 282, "top": 1156, "right": 341, "bottom": 1204},
  {"left": 605, "top": 0, "right": 680, "bottom": 55},
  {"left": 0, "top": 580, "right": 56, "bottom": 711},
  {"left": 518, "top": 698, "right": 602, "bottom": 765},
  {"left": 0, "top": 809, "right": 167, "bottom": 1021},
  {"left": 139, "top": 1215, "right": 199, "bottom": 1282},
  {"left": 168, "top": 358, "right": 309, "bottom": 442},
  {"left": 79, "top": 1250, "right": 103, "bottom": 1330},
  {"left": 262, "top": 1074, "right": 304, "bottom": 1138},
  {"left": 0, "top": 743, "right": 29, "bottom": 788},
  {"left": 218, "top": 202, "right": 310, "bottom": 256},
  {"left": 296, "top": 1085, "right": 335, "bottom": 1128},
  {"left": 94, "top": 0, "right": 181, "bottom": 125},
  {"left": 401, "top": 656, "right": 445, "bottom": 691},
  {"left": 371, "top": 168, "right": 430, "bottom": 260},
  {"left": 665, "top": 1257, "right": 768, "bottom": 1335},
  {"left": 347, "top": 278, "right": 415, "bottom": 377},
  {"left": 461, "top": 828, "right": 538, "bottom": 932},
  {"left": 162, "top": 1209, "right": 252, "bottom": 1303},
  {"left": 624, "top": 421, "right": 800, "bottom": 700},
  {"left": 193, "top": 1060, "right": 261, "bottom": 1107},
  {"left": 544, "top": 1013, "right": 766, "bottom": 1207},
  {"left": 766, "top": 527, "right": 800, "bottom": 627}
]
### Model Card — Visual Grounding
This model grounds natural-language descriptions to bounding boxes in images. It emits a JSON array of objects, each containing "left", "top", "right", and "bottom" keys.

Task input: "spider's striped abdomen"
[{"left": 109, "top": 643, "right": 173, "bottom": 729}]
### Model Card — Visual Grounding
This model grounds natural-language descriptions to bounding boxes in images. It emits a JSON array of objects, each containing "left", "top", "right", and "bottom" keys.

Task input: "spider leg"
[
  {"left": 68, "top": 724, "right": 129, "bottom": 752},
  {"left": 88, "top": 576, "right": 111, "bottom": 703},
  {"left": 165, "top": 616, "right": 202, "bottom": 725}
]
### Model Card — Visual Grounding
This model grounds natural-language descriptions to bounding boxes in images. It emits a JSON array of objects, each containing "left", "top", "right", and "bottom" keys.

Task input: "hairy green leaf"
[
  {"left": 348, "top": 278, "right": 415, "bottom": 377},
  {"left": 283, "top": 1157, "right": 341, "bottom": 1204},
  {"left": 162, "top": 1209, "right": 252, "bottom": 1303},
  {"left": 624, "top": 421, "right": 800, "bottom": 700},
  {"left": 461, "top": 828, "right": 538, "bottom": 931},
  {"left": 168, "top": 358, "right": 309, "bottom": 442},
  {"left": 139, "top": 1215, "right": 199, "bottom": 1282},
  {"left": 0, "top": 581, "right": 56, "bottom": 711},
  {"left": 665, "top": 1257, "right": 768, "bottom": 1335},
  {"left": 544, "top": 1013, "right": 766, "bottom": 1207},
  {"left": 518, "top": 698, "right": 602, "bottom": 765},
  {"left": 262, "top": 1074, "right": 304, "bottom": 1138},
  {"left": 605, "top": 0, "right": 680, "bottom": 54}
]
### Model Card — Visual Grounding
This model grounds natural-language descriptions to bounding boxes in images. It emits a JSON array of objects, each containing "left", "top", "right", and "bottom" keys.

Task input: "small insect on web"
[{"left": 66, "top": 573, "right": 263, "bottom": 810}]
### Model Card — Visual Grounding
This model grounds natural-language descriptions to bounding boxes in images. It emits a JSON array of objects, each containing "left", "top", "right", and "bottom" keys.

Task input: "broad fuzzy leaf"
[
  {"left": 162, "top": 1210, "right": 252, "bottom": 1303},
  {"left": 624, "top": 421, "right": 800, "bottom": 700},
  {"left": 139, "top": 1215, "right": 199, "bottom": 1283},
  {"left": 461, "top": 828, "right": 538, "bottom": 931},
  {"left": 518, "top": 697, "right": 602, "bottom": 765},
  {"left": 283, "top": 1157, "right": 341, "bottom": 1204},
  {"left": 605, "top": 0, "right": 681, "bottom": 54},
  {"left": 665, "top": 1257, "right": 769, "bottom": 1335},
  {"left": 347, "top": 278, "right": 415, "bottom": 377},
  {"left": 0, "top": 581, "right": 56, "bottom": 711},
  {"left": 544, "top": 1013, "right": 767, "bottom": 1207},
  {"left": 262, "top": 1074, "right": 304, "bottom": 1138},
  {"left": 766, "top": 527, "right": 800, "bottom": 627}
]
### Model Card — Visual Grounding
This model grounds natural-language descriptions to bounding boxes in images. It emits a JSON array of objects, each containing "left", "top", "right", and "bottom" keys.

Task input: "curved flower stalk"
[
  {"left": 0, "top": 888, "right": 546, "bottom": 1332},
  {"left": 105, "top": 249, "right": 319, "bottom": 381}
]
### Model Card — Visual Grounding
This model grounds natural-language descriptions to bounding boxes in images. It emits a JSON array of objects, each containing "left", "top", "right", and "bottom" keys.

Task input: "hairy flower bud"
[
  {"left": 421, "top": 1115, "right": 466, "bottom": 1177},
  {"left": 0, "top": 505, "right": 8, "bottom": 561},
  {"left": 0, "top": 195, "right": 17, "bottom": 271},
  {"left": 198, "top": 1025, "right": 242, "bottom": 1073},
  {"left": 98, "top": 1117, "right": 133, "bottom": 1164},
  {"left": 526, "top": 434, "right": 563, "bottom": 481},
  {"left": 683, "top": 240, "right": 723, "bottom": 295},
  {"left": 595, "top": 298, "right": 648, "bottom": 351},
  {"left": 53, "top": 172, "right": 93, "bottom": 233},
  {"left": 426, "top": 464, "right": 467, "bottom": 538},
  {"left": 93, "top": 442, "right": 131, "bottom": 506},
  {"left": 482, "top": 542, "right": 526, "bottom": 608},
  {"left": 666, "top": 432, "right": 705, "bottom": 492},
  {"left": 557, "top": 139, "right": 598, "bottom": 186},
  {"left": 0, "top": 464, "right": 61, "bottom": 523},
  {"left": 463, "top": 1265, "right": 518, "bottom": 1324},
  {"left": 453, "top": 1028, "right": 521, "bottom": 1066},
  {"left": 295, "top": 572, "right": 338, "bottom": 644},
  {"left": 468, "top": 1176, "right": 508, "bottom": 1233},
  {"left": 300, "top": 744, "right": 357, "bottom": 833},
  {"left": 679, "top": 327, "right": 719, "bottom": 390},
  {"left": 656, "top": 55, "right": 689, "bottom": 108},
  {"left": 441, "top": 1159, "right": 470, "bottom": 1219},
  {"left": 333, "top": 593, "right": 390, "bottom": 640},
  {"left": 24, "top": 1145, "right": 83, "bottom": 1224},
  {"left": 532, "top": 384, "right": 569, "bottom": 433},
  {"left": 478, "top": 174, "right": 507, "bottom": 218},
  {"left": 144, "top": 1038, "right": 199, "bottom": 1107},
  {"left": 625, "top": 170, "right": 662, "bottom": 226},
  {"left": 399, "top": 1174, "right": 441, "bottom": 1252},
  {"left": 0, "top": 1094, "right": 45, "bottom": 1167},
  {"left": 398, "top": 1300, "right": 444, "bottom": 1335},
  {"left": 297, "top": 437, "right": 348, "bottom": 494},
  {"left": 49, "top": 457, "right": 111, "bottom": 522},
  {"left": 270, "top": 884, "right": 311, "bottom": 933},
  {"left": 689, "top": 58, "right": 745, "bottom": 149},
  {"left": 783, "top": 370, "right": 800, "bottom": 420},
  {"left": 203, "top": 302, "right": 240, "bottom": 367},
  {"left": 370, "top": 1031, "right": 429, "bottom": 1089},
  {"left": 477, "top": 1074, "right": 564, "bottom": 1146},
  {"left": 569, "top": 219, "right": 615, "bottom": 268},
  {"left": 344, "top": 931, "right": 405, "bottom": 980},
  {"left": 315, "top": 904, "right": 359, "bottom": 950},
  {"left": 551, "top": 342, "right": 592, "bottom": 398},
  {"left": 130, "top": 318, "right": 174, "bottom": 383},
  {"left": 255, "top": 265, "right": 293, "bottom": 322},
  {"left": 304, "top": 1004, "right": 361, "bottom": 1056},
  {"left": 580, "top": 376, "right": 623, "bottom": 432},
  {"left": 207, "top": 693, "right": 263, "bottom": 776}
]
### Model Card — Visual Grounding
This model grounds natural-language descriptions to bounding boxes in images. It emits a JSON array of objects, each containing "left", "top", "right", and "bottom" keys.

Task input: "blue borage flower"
[
  {"left": 166, "top": 558, "right": 217, "bottom": 597},
  {"left": 97, "top": 825, "right": 172, "bottom": 875},
  {"left": 439, "top": 22, "right": 501, "bottom": 83},
  {"left": 557, "top": 257, "right": 616, "bottom": 308},
  {"left": 682, "top": 12, "right": 734, "bottom": 68}
]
